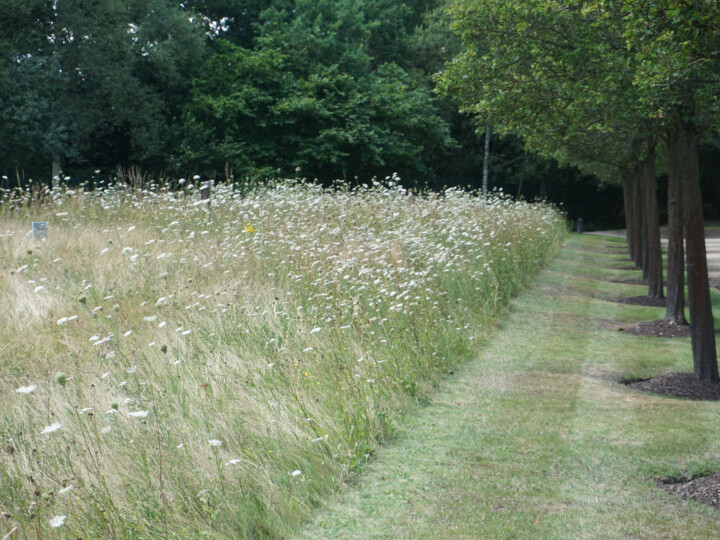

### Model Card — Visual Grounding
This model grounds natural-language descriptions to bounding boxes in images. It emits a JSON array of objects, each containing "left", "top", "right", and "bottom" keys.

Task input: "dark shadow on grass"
[
  {"left": 606, "top": 278, "right": 646, "bottom": 286},
  {"left": 617, "top": 296, "right": 666, "bottom": 307}
]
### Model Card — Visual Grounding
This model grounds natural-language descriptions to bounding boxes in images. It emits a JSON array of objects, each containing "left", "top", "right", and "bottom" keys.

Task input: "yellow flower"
[{"left": 244, "top": 223, "right": 257, "bottom": 233}]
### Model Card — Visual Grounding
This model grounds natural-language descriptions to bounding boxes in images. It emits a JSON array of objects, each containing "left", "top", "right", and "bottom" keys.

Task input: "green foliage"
[
  {"left": 181, "top": 1, "right": 455, "bottom": 184},
  {"left": 609, "top": 0, "right": 720, "bottom": 128},
  {"left": 436, "top": 0, "right": 653, "bottom": 182},
  {"left": 0, "top": 0, "right": 207, "bottom": 177},
  {"left": 2, "top": 0, "right": 688, "bottom": 222}
]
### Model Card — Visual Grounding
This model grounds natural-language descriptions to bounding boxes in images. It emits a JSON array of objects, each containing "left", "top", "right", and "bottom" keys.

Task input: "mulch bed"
[
  {"left": 626, "top": 373, "right": 720, "bottom": 400},
  {"left": 617, "top": 295, "right": 667, "bottom": 307},
  {"left": 616, "top": 319, "right": 690, "bottom": 338},
  {"left": 660, "top": 473, "right": 720, "bottom": 509}
]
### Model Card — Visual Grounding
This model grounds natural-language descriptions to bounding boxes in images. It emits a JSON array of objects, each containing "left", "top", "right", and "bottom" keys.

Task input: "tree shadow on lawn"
[{"left": 617, "top": 295, "right": 666, "bottom": 308}]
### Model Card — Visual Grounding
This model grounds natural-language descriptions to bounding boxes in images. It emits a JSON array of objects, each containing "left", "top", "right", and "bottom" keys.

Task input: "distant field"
[{"left": 0, "top": 179, "right": 564, "bottom": 538}]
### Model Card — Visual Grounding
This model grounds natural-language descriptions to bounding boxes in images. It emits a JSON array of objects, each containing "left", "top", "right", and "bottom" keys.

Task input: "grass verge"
[{"left": 300, "top": 233, "right": 720, "bottom": 539}]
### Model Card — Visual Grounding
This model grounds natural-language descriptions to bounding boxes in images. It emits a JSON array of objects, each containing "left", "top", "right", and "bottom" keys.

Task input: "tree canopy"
[{"left": 0, "top": 0, "right": 715, "bottom": 234}]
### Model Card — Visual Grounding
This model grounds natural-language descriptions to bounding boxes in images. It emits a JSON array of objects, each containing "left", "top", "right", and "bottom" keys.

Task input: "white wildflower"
[
  {"left": 128, "top": 410, "right": 149, "bottom": 418},
  {"left": 208, "top": 439, "right": 223, "bottom": 447},
  {"left": 41, "top": 422, "right": 62, "bottom": 434},
  {"left": 16, "top": 384, "right": 37, "bottom": 394},
  {"left": 49, "top": 515, "right": 66, "bottom": 528}
]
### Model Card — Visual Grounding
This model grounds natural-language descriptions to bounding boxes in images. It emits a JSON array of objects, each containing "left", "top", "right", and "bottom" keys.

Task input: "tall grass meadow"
[{"left": 0, "top": 175, "right": 564, "bottom": 538}]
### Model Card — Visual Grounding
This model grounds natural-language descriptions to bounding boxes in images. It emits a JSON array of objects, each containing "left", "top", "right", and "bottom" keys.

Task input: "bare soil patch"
[
  {"left": 626, "top": 373, "right": 720, "bottom": 401},
  {"left": 615, "top": 319, "right": 690, "bottom": 338},
  {"left": 661, "top": 473, "right": 720, "bottom": 509},
  {"left": 617, "top": 295, "right": 666, "bottom": 307}
]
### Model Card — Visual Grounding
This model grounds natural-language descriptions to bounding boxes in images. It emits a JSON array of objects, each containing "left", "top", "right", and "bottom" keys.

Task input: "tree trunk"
[
  {"left": 665, "top": 129, "right": 688, "bottom": 325},
  {"left": 630, "top": 169, "right": 643, "bottom": 268},
  {"left": 51, "top": 154, "right": 60, "bottom": 189},
  {"left": 639, "top": 147, "right": 663, "bottom": 298},
  {"left": 482, "top": 123, "right": 491, "bottom": 198},
  {"left": 640, "top": 162, "right": 649, "bottom": 282},
  {"left": 622, "top": 173, "right": 632, "bottom": 253},
  {"left": 676, "top": 117, "right": 718, "bottom": 383},
  {"left": 622, "top": 172, "right": 635, "bottom": 262}
]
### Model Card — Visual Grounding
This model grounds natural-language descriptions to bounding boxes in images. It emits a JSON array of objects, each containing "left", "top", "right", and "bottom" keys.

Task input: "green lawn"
[{"left": 300, "top": 233, "right": 720, "bottom": 539}]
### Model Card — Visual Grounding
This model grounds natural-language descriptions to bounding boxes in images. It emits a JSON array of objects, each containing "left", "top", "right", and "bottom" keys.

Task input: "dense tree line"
[
  {"left": 0, "top": 0, "right": 629, "bottom": 225},
  {"left": 0, "top": 1, "right": 716, "bottom": 227}
]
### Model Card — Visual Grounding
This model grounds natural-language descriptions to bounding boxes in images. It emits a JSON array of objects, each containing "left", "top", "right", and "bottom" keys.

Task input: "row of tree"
[
  {"left": 437, "top": 0, "right": 720, "bottom": 383},
  {"left": 1, "top": 0, "right": 632, "bottom": 227}
]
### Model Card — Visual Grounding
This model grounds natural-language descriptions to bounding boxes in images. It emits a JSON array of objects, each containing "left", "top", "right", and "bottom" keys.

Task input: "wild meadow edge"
[{"left": 0, "top": 176, "right": 565, "bottom": 538}]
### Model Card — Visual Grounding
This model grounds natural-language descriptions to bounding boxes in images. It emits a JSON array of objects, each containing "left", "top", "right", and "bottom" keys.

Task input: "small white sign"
[{"left": 32, "top": 222, "right": 48, "bottom": 239}]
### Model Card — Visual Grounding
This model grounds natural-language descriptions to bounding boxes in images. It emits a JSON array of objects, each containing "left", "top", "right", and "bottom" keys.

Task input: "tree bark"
[
  {"left": 665, "top": 128, "right": 688, "bottom": 325},
  {"left": 620, "top": 170, "right": 640, "bottom": 262},
  {"left": 51, "top": 154, "right": 60, "bottom": 189},
  {"left": 621, "top": 172, "right": 635, "bottom": 260},
  {"left": 639, "top": 162, "right": 649, "bottom": 282},
  {"left": 482, "top": 122, "right": 491, "bottom": 198},
  {"left": 627, "top": 170, "right": 643, "bottom": 267},
  {"left": 676, "top": 116, "right": 718, "bottom": 383},
  {"left": 639, "top": 146, "right": 663, "bottom": 298}
]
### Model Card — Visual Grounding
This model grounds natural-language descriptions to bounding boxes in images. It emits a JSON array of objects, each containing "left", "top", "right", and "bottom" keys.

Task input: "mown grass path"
[{"left": 300, "top": 233, "right": 720, "bottom": 539}]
